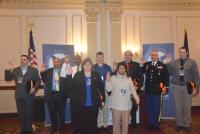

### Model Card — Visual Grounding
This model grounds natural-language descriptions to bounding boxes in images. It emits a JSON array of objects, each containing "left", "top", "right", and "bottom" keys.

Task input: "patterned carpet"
[{"left": 0, "top": 108, "right": 200, "bottom": 134}]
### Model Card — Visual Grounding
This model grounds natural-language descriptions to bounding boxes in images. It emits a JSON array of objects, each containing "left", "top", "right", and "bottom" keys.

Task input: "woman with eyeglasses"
[{"left": 70, "top": 58, "right": 105, "bottom": 134}]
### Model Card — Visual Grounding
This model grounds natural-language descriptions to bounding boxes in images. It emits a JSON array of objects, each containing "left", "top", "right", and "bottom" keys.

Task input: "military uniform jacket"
[{"left": 142, "top": 61, "right": 169, "bottom": 95}]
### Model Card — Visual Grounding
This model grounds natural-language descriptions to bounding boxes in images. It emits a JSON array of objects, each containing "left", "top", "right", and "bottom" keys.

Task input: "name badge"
[
  {"left": 179, "top": 70, "right": 185, "bottom": 76},
  {"left": 17, "top": 76, "right": 23, "bottom": 84},
  {"left": 120, "top": 89, "right": 126, "bottom": 96},
  {"left": 87, "top": 79, "right": 91, "bottom": 86},
  {"left": 101, "top": 76, "right": 104, "bottom": 81}
]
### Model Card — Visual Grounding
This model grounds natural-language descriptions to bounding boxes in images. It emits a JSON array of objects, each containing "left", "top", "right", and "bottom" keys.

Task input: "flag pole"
[{"left": 27, "top": 22, "right": 34, "bottom": 52}]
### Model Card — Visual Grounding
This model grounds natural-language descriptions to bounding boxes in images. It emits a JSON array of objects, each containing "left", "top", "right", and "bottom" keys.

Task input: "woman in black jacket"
[{"left": 70, "top": 58, "right": 105, "bottom": 134}]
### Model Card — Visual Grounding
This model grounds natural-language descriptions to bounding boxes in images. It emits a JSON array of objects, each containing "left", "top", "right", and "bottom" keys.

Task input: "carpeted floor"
[{"left": 0, "top": 108, "right": 200, "bottom": 134}]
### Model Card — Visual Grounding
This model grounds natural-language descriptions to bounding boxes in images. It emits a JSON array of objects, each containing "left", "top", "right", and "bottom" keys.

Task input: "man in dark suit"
[
  {"left": 5, "top": 55, "right": 41, "bottom": 134},
  {"left": 40, "top": 57, "right": 71, "bottom": 134},
  {"left": 115, "top": 50, "right": 144, "bottom": 130},
  {"left": 141, "top": 49, "right": 169, "bottom": 130},
  {"left": 71, "top": 54, "right": 82, "bottom": 134}
]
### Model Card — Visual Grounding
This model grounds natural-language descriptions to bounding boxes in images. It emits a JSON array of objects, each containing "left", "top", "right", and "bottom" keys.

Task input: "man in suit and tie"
[
  {"left": 115, "top": 50, "right": 144, "bottom": 130},
  {"left": 71, "top": 54, "right": 82, "bottom": 134},
  {"left": 72, "top": 54, "right": 82, "bottom": 77},
  {"left": 5, "top": 55, "right": 41, "bottom": 134},
  {"left": 40, "top": 57, "right": 71, "bottom": 134}
]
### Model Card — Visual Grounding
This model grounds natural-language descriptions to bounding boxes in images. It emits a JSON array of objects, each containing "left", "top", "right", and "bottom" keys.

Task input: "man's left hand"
[
  {"left": 192, "top": 89, "right": 199, "bottom": 96},
  {"left": 30, "top": 88, "right": 36, "bottom": 94}
]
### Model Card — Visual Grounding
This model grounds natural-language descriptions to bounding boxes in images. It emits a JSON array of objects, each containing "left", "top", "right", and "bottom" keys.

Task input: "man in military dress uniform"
[{"left": 141, "top": 49, "right": 169, "bottom": 130}]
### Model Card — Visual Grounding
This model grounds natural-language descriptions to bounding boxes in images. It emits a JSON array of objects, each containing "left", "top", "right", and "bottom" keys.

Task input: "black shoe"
[
  {"left": 50, "top": 128, "right": 57, "bottom": 134},
  {"left": 152, "top": 126, "right": 160, "bottom": 131},
  {"left": 72, "top": 128, "right": 79, "bottom": 134},
  {"left": 148, "top": 125, "right": 154, "bottom": 130},
  {"left": 20, "top": 131, "right": 27, "bottom": 134},
  {"left": 59, "top": 128, "right": 65, "bottom": 134},
  {"left": 183, "top": 127, "right": 191, "bottom": 133},
  {"left": 176, "top": 126, "right": 184, "bottom": 132},
  {"left": 20, "top": 131, "right": 33, "bottom": 134},
  {"left": 103, "top": 127, "right": 109, "bottom": 134},
  {"left": 132, "top": 125, "right": 136, "bottom": 131}
]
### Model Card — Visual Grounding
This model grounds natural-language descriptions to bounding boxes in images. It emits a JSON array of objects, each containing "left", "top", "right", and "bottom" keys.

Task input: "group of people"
[{"left": 4, "top": 47, "right": 200, "bottom": 134}]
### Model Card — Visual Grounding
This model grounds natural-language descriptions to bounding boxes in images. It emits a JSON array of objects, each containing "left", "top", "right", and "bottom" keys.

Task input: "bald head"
[{"left": 74, "top": 55, "right": 82, "bottom": 66}]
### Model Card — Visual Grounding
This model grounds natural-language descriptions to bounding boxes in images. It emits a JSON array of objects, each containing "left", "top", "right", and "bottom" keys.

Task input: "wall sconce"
[{"left": 73, "top": 42, "right": 84, "bottom": 56}]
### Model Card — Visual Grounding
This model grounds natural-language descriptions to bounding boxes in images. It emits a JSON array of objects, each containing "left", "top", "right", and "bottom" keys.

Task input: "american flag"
[{"left": 28, "top": 30, "right": 38, "bottom": 68}]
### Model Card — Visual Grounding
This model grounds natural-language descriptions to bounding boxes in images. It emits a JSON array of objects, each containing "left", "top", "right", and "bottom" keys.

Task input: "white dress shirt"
[
  {"left": 72, "top": 65, "right": 81, "bottom": 78},
  {"left": 60, "top": 63, "right": 70, "bottom": 78}
]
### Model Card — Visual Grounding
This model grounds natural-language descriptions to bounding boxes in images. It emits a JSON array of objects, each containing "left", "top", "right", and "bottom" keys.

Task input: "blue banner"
[
  {"left": 42, "top": 44, "right": 74, "bottom": 126},
  {"left": 143, "top": 43, "right": 176, "bottom": 119}
]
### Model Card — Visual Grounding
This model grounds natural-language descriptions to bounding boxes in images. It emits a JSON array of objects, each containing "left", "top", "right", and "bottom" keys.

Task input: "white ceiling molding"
[{"left": 0, "top": 0, "right": 200, "bottom": 10}]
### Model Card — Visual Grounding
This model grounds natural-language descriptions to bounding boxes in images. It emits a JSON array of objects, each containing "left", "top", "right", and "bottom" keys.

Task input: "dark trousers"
[
  {"left": 16, "top": 95, "right": 34, "bottom": 133},
  {"left": 78, "top": 105, "right": 99, "bottom": 134},
  {"left": 131, "top": 104, "right": 138, "bottom": 126},
  {"left": 146, "top": 94, "right": 161, "bottom": 128},
  {"left": 47, "top": 92, "right": 66, "bottom": 131},
  {"left": 70, "top": 101, "right": 79, "bottom": 131}
]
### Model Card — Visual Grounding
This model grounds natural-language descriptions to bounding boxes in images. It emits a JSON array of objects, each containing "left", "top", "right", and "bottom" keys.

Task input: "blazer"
[
  {"left": 70, "top": 71, "right": 105, "bottom": 107},
  {"left": 167, "top": 58, "right": 200, "bottom": 88},
  {"left": 5, "top": 66, "right": 41, "bottom": 98},
  {"left": 40, "top": 68, "right": 71, "bottom": 101}
]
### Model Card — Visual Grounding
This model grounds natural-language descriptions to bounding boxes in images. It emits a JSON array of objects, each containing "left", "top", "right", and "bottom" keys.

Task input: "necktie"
[
  {"left": 77, "top": 66, "right": 80, "bottom": 72},
  {"left": 54, "top": 70, "right": 60, "bottom": 91},
  {"left": 152, "top": 62, "right": 155, "bottom": 66},
  {"left": 126, "top": 63, "right": 130, "bottom": 73}
]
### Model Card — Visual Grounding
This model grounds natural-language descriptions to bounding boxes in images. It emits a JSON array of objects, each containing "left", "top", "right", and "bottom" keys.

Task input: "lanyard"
[{"left": 97, "top": 65, "right": 104, "bottom": 80}]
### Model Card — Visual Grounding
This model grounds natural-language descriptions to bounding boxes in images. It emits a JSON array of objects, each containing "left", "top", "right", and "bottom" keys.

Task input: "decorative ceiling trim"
[
  {"left": 84, "top": 0, "right": 102, "bottom": 22},
  {"left": 1, "top": 0, "right": 200, "bottom": 10},
  {"left": 106, "top": 1, "right": 123, "bottom": 22},
  {"left": 122, "top": 1, "right": 200, "bottom": 10},
  {"left": 0, "top": 0, "right": 85, "bottom": 9}
]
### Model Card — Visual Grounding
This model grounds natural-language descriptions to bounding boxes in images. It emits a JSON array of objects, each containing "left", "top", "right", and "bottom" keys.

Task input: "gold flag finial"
[
  {"left": 27, "top": 22, "right": 34, "bottom": 31},
  {"left": 184, "top": 25, "right": 187, "bottom": 32}
]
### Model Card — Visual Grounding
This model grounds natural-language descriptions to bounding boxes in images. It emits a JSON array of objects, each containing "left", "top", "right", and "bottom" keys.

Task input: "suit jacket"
[
  {"left": 118, "top": 61, "right": 144, "bottom": 91},
  {"left": 70, "top": 71, "right": 105, "bottom": 107},
  {"left": 5, "top": 66, "right": 41, "bottom": 98},
  {"left": 142, "top": 61, "right": 169, "bottom": 95},
  {"left": 40, "top": 68, "right": 71, "bottom": 101}
]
